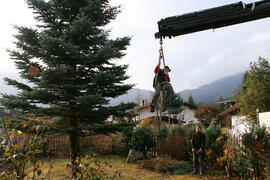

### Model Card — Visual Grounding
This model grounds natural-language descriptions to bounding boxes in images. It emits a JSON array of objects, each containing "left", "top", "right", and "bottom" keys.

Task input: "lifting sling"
[{"left": 153, "top": 38, "right": 170, "bottom": 113}]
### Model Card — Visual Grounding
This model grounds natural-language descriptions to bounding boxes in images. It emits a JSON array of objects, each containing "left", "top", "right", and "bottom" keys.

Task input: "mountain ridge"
[
  {"left": 110, "top": 73, "right": 244, "bottom": 105},
  {"left": 0, "top": 73, "right": 244, "bottom": 106},
  {"left": 178, "top": 73, "right": 244, "bottom": 104}
]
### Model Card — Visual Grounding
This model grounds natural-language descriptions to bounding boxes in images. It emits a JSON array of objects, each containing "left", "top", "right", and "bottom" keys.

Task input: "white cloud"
[{"left": 247, "top": 31, "right": 270, "bottom": 44}]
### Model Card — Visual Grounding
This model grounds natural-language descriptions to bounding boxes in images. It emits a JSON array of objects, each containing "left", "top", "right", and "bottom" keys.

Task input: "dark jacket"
[
  {"left": 153, "top": 66, "right": 170, "bottom": 87},
  {"left": 192, "top": 131, "right": 205, "bottom": 151}
]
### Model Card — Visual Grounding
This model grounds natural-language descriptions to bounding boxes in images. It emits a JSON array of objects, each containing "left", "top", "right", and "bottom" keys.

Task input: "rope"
[{"left": 159, "top": 38, "right": 166, "bottom": 68}]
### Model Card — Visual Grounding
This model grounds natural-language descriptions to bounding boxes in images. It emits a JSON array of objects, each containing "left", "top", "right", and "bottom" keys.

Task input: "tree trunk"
[{"left": 69, "top": 120, "right": 80, "bottom": 178}]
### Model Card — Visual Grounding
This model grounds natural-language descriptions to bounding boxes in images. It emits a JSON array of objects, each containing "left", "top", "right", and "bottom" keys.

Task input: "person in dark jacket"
[
  {"left": 150, "top": 59, "right": 174, "bottom": 112},
  {"left": 191, "top": 125, "right": 205, "bottom": 175}
]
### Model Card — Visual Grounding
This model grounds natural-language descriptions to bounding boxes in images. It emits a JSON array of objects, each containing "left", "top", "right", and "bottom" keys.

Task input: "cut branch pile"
[{"left": 138, "top": 157, "right": 181, "bottom": 173}]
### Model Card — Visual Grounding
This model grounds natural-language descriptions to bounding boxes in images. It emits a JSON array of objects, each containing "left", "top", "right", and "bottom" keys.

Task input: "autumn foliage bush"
[
  {"left": 203, "top": 122, "right": 228, "bottom": 170},
  {"left": 194, "top": 105, "right": 219, "bottom": 126},
  {"left": 158, "top": 126, "right": 189, "bottom": 161},
  {"left": 0, "top": 117, "right": 51, "bottom": 180}
]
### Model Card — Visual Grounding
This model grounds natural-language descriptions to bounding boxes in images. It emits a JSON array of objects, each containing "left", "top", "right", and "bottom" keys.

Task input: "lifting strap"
[{"left": 154, "top": 38, "right": 168, "bottom": 87}]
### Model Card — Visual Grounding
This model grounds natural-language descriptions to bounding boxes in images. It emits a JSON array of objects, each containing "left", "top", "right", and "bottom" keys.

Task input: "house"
[
  {"left": 218, "top": 97, "right": 241, "bottom": 127},
  {"left": 219, "top": 98, "right": 270, "bottom": 136},
  {"left": 132, "top": 100, "right": 198, "bottom": 125},
  {"left": 218, "top": 98, "right": 236, "bottom": 107},
  {"left": 106, "top": 99, "right": 198, "bottom": 126},
  {"left": 178, "top": 102, "right": 198, "bottom": 124},
  {"left": 134, "top": 101, "right": 155, "bottom": 121}
]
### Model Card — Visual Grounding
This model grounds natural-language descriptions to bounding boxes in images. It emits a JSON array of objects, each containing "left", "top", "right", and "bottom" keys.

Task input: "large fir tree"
[{"left": 0, "top": 0, "right": 134, "bottom": 174}]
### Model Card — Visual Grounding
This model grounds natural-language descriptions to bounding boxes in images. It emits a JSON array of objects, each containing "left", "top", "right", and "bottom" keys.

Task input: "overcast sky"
[{"left": 1, "top": 0, "right": 270, "bottom": 94}]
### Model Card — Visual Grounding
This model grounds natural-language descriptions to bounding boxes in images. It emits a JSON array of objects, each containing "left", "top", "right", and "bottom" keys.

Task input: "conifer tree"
[
  {"left": 187, "top": 94, "right": 196, "bottom": 107},
  {"left": 238, "top": 57, "right": 270, "bottom": 123},
  {"left": 0, "top": 0, "right": 134, "bottom": 175}
]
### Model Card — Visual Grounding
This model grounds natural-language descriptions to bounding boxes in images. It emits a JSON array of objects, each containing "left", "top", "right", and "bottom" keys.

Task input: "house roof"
[
  {"left": 217, "top": 98, "right": 236, "bottom": 104},
  {"left": 132, "top": 102, "right": 151, "bottom": 112},
  {"left": 183, "top": 102, "right": 197, "bottom": 109},
  {"left": 220, "top": 103, "right": 240, "bottom": 116}
]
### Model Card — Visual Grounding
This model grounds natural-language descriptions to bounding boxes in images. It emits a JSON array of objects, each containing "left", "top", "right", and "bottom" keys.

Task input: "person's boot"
[{"left": 150, "top": 106, "right": 155, "bottom": 112}]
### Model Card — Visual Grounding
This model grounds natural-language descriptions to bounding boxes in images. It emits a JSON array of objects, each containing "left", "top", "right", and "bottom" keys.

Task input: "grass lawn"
[{"left": 28, "top": 155, "right": 228, "bottom": 180}]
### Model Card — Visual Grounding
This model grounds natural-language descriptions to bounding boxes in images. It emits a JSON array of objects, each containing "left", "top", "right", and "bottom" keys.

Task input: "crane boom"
[{"left": 155, "top": 0, "right": 270, "bottom": 39}]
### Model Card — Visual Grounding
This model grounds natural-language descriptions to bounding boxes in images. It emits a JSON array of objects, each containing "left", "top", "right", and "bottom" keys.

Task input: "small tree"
[
  {"left": 130, "top": 125, "right": 155, "bottom": 156},
  {"left": 170, "top": 94, "right": 183, "bottom": 114},
  {"left": 187, "top": 94, "right": 196, "bottom": 107},
  {"left": 238, "top": 57, "right": 270, "bottom": 123}
]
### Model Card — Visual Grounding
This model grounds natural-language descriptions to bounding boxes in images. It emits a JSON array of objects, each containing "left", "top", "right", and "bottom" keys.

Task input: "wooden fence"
[{"left": 42, "top": 134, "right": 114, "bottom": 158}]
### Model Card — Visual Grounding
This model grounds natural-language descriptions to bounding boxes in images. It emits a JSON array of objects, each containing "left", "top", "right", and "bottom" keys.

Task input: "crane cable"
[{"left": 154, "top": 38, "right": 167, "bottom": 87}]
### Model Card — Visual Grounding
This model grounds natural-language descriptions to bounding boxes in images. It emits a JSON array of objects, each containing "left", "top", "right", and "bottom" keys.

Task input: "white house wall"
[
  {"left": 259, "top": 112, "right": 270, "bottom": 132},
  {"left": 178, "top": 106, "right": 198, "bottom": 124},
  {"left": 136, "top": 108, "right": 156, "bottom": 121},
  {"left": 231, "top": 116, "right": 251, "bottom": 137}
]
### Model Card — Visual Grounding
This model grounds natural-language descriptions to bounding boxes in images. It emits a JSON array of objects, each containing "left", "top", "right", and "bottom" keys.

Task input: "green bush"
[
  {"left": 157, "top": 126, "right": 168, "bottom": 142},
  {"left": 130, "top": 125, "right": 155, "bottom": 156},
  {"left": 203, "top": 122, "right": 226, "bottom": 169},
  {"left": 205, "top": 122, "right": 222, "bottom": 149},
  {"left": 233, "top": 125, "right": 270, "bottom": 179},
  {"left": 111, "top": 127, "right": 133, "bottom": 156},
  {"left": 170, "top": 125, "right": 185, "bottom": 137}
]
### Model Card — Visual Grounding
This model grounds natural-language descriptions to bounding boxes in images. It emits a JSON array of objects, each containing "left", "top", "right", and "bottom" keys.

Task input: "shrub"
[
  {"left": 233, "top": 125, "right": 270, "bottom": 179},
  {"left": 205, "top": 122, "right": 222, "bottom": 149},
  {"left": 0, "top": 117, "right": 51, "bottom": 180},
  {"left": 119, "top": 127, "right": 133, "bottom": 156},
  {"left": 158, "top": 126, "right": 189, "bottom": 161},
  {"left": 157, "top": 126, "right": 168, "bottom": 142},
  {"left": 130, "top": 125, "right": 155, "bottom": 156},
  {"left": 203, "top": 122, "right": 226, "bottom": 169},
  {"left": 205, "top": 134, "right": 227, "bottom": 169},
  {"left": 224, "top": 136, "right": 238, "bottom": 177},
  {"left": 65, "top": 154, "right": 121, "bottom": 179},
  {"left": 108, "top": 126, "right": 134, "bottom": 156}
]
